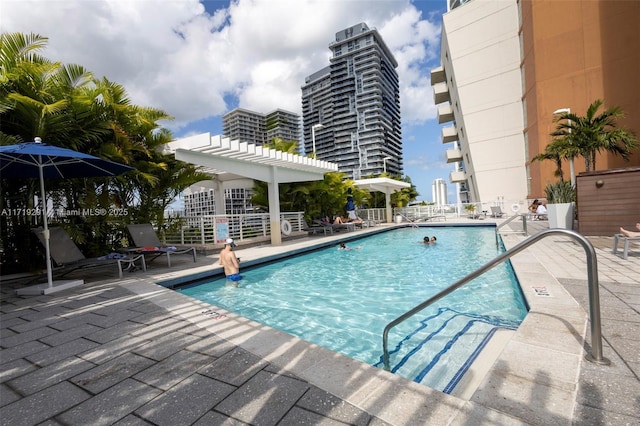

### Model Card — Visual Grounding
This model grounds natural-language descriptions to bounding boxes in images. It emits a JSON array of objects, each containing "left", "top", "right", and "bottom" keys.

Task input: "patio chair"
[
  {"left": 302, "top": 219, "right": 333, "bottom": 236},
  {"left": 32, "top": 227, "right": 146, "bottom": 279},
  {"left": 490, "top": 206, "right": 506, "bottom": 218},
  {"left": 415, "top": 214, "right": 446, "bottom": 222},
  {"left": 612, "top": 233, "right": 640, "bottom": 260},
  {"left": 126, "top": 224, "right": 196, "bottom": 267},
  {"left": 314, "top": 219, "right": 355, "bottom": 233}
]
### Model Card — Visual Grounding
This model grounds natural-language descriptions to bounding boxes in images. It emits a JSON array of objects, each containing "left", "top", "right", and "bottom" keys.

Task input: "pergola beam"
[{"left": 168, "top": 133, "right": 338, "bottom": 245}]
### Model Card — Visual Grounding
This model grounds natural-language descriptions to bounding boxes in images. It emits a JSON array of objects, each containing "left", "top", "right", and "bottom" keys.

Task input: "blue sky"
[{"left": 3, "top": 0, "right": 452, "bottom": 203}]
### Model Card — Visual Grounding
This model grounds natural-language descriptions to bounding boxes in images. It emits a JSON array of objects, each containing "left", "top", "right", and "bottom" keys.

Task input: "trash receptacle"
[{"left": 395, "top": 215, "right": 402, "bottom": 223}]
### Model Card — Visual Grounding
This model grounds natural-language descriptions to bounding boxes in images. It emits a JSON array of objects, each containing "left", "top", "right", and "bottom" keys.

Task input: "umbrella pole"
[{"left": 38, "top": 162, "right": 53, "bottom": 289}]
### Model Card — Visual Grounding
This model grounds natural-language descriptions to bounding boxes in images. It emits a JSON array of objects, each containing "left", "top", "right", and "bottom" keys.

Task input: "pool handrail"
[
  {"left": 497, "top": 213, "right": 528, "bottom": 235},
  {"left": 382, "top": 228, "right": 610, "bottom": 371}
]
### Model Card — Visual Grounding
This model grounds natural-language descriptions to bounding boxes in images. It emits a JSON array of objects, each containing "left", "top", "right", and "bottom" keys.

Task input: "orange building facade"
[{"left": 520, "top": 0, "right": 640, "bottom": 198}]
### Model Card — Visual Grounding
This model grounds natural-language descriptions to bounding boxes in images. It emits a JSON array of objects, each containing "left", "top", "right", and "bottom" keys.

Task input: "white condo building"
[
  {"left": 432, "top": 178, "right": 448, "bottom": 206},
  {"left": 432, "top": 0, "right": 528, "bottom": 204}
]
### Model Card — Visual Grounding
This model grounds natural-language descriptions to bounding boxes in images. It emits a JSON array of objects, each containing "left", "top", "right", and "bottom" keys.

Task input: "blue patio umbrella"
[{"left": 0, "top": 138, "right": 133, "bottom": 292}]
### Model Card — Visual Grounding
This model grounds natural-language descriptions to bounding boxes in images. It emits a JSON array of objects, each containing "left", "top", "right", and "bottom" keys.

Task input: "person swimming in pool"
[
  {"left": 430, "top": 236, "right": 437, "bottom": 244},
  {"left": 219, "top": 238, "right": 242, "bottom": 285},
  {"left": 338, "top": 242, "right": 361, "bottom": 251}
]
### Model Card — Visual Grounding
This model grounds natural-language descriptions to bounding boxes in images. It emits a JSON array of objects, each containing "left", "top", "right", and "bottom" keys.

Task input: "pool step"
[{"left": 378, "top": 308, "right": 520, "bottom": 393}]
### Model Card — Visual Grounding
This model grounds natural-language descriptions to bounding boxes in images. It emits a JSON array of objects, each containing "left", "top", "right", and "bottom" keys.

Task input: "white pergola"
[
  {"left": 165, "top": 133, "right": 338, "bottom": 245},
  {"left": 353, "top": 177, "right": 411, "bottom": 223}
]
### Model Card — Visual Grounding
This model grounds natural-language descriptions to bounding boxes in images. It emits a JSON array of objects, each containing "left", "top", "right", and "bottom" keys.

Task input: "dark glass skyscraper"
[{"left": 302, "top": 23, "right": 402, "bottom": 179}]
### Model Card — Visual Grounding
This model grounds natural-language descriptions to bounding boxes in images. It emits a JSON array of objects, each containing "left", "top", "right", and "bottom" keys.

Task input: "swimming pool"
[{"left": 179, "top": 226, "right": 528, "bottom": 393}]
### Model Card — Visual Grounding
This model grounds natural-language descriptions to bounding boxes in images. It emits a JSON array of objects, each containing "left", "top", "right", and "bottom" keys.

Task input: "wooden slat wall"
[{"left": 577, "top": 167, "right": 640, "bottom": 236}]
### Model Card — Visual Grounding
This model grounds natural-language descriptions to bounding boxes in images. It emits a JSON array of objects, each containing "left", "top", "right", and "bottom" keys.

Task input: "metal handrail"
[
  {"left": 394, "top": 211, "right": 419, "bottom": 228},
  {"left": 382, "top": 228, "right": 610, "bottom": 370},
  {"left": 497, "top": 214, "right": 528, "bottom": 235}
]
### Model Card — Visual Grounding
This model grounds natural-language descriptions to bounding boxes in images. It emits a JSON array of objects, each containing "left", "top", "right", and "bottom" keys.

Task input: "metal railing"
[
  {"left": 382, "top": 228, "right": 610, "bottom": 371},
  {"left": 497, "top": 214, "right": 528, "bottom": 235},
  {"left": 160, "top": 212, "right": 305, "bottom": 245}
]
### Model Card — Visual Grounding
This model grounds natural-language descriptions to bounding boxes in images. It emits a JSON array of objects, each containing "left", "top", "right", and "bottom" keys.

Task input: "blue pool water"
[{"left": 179, "top": 226, "right": 528, "bottom": 392}]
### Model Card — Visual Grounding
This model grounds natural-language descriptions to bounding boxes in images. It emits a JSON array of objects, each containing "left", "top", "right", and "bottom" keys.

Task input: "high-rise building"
[
  {"left": 431, "top": 0, "right": 527, "bottom": 204},
  {"left": 432, "top": 178, "right": 448, "bottom": 206},
  {"left": 432, "top": 0, "right": 640, "bottom": 203},
  {"left": 222, "top": 108, "right": 267, "bottom": 145},
  {"left": 302, "top": 23, "right": 402, "bottom": 179},
  {"left": 183, "top": 181, "right": 254, "bottom": 216},
  {"left": 265, "top": 109, "right": 300, "bottom": 144},
  {"left": 520, "top": 0, "right": 639, "bottom": 198},
  {"left": 223, "top": 108, "right": 300, "bottom": 148}
]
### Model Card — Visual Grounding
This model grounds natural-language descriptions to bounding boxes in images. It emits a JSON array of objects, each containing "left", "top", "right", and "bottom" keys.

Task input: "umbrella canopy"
[
  {"left": 0, "top": 139, "right": 134, "bottom": 293},
  {"left": 0, "top": 141, "right": 133, "bottom": 179}
]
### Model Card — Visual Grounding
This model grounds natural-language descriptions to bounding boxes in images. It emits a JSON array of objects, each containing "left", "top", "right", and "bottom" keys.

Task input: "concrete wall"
[{"left": 522, "top": 0, "right": 640, "bottom": 199}]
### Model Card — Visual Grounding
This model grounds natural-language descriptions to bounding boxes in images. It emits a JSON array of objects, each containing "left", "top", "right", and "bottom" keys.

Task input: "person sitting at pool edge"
[{"left": 219, "top": 238, "right": 242, "bottom": 284}]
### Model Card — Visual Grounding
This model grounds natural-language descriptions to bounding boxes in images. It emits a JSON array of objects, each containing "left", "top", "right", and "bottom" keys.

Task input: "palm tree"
[
  {"left": 0, "top": 32, "right": 209, "bottom": 270},
  {"left": 551, "top": 99, "right": 638, "bottom": 172},
  {"left": 531, "top": 141, "right": 567, "bottom": 182},
  {"left": 266, "top": 137, "right": 298, "bottom": 153}
]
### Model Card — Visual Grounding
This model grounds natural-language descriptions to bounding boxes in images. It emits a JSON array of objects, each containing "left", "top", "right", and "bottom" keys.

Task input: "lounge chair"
[
  {"left": 315, "top": 219, "right": 355, "bottom": 233},
  {"left": 334, "top": 222, "right": 356, "bottom": 232},
  {"left": 303, "top": 219, "right": 333, "bottom": 236},
  {"left": 32, "top": 227, "right": 146, "bottom": 279},
  {"left": 490, "top": 206, "right": 506, "bottom": 218},
  {"left": 415, "top": 215, "right": 446, "bottom": 222},
  {"left": 612, "top": 233, "right": 640, "bottom": 260},
  {"left": 126, "top": 224, "right": 196, "bottom": 267}
]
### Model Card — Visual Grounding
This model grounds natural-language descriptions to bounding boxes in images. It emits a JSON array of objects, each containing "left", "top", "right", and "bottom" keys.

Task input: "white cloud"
[{"left": 2, "top": 0, "right": 441, "bottom": 131}]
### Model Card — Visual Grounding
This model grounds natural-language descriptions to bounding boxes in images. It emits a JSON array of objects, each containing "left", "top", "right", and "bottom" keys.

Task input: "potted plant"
[
  {"left": 544, "top": 181, "right": 576, "bottom": 229},
  {"left": 464, "top": 203, "right": 478, "bottom": 219}
]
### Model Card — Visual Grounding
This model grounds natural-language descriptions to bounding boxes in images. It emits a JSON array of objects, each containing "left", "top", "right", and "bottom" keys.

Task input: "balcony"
[
  {"left": 441, "top": 125, "right": 457, "bottom": 143},
  {"left": 437, "top": 104, "right": 454, "bottom": 124},
  {"left": 445, "top": 148, "right": 463, "bottom": 163},
  {"left": 430, "top": 65, "right": 446, "bottom": 85},
  {"left": 450, "top": 170, "right": 467, "bottom": 183},
  {"left": 433, "top": 82, "right": 450, "bottom": 104}
]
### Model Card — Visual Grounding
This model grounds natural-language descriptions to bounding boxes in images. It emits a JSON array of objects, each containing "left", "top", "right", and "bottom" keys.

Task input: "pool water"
[{"left": 179, "top": 226, "right": 528, "bottom": 392}]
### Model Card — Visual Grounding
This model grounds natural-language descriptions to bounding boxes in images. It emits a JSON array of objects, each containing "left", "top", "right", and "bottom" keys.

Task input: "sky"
[{"left": 2, "top": 0, "right": 454, "bottom": 203}]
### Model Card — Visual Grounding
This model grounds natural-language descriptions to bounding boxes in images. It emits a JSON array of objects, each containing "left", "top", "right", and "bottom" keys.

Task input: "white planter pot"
[{"left": 547, "top": 202, "right": 574, "bottom": 229}]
